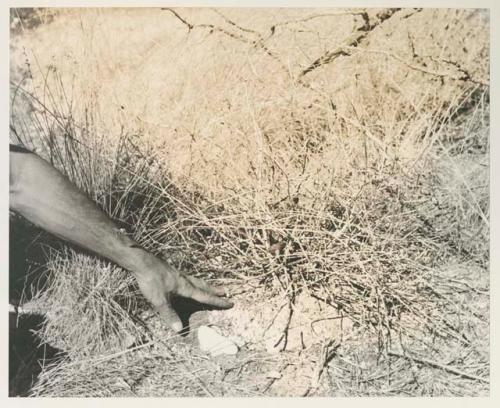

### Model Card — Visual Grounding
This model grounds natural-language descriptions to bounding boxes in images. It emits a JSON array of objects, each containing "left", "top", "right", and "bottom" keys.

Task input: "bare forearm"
[{"left": 9, "top": 151, "right": 148, "bottom": 274}]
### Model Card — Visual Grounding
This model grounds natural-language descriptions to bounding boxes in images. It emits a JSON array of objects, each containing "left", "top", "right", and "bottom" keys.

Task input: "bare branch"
[
  {"left": 346, "top": 47, "right": 490, "bottom": 87},
  {"left": 163, "top": 7, "right": 251, "bottom": 43},
  {"left": 402, "top": 8, "right": 423, "bottom": 19},
  {"left": 431, "top": 56, "right": 489, "bottom": 86},
  {"left": 211, "top": 8, "right": 260, "bottom": 36},
  {"left": 269, "top": 11, "right": 369, "bottom": 35},
  {"left": 161, "top": 8, "right": 193, "bottom": 30},
  {"left": 162, "top": 8, "right": 291, "bottom": 79},
  {"left": 389, "top": 351, "right": 489, "bottom": 383},
  {"left": 298, "top": 8, "right": 402, "bottom": 79}
]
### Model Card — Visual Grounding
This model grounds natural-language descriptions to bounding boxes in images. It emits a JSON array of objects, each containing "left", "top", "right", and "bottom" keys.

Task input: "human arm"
[{"left": 9, "top": 147, "right": 233, "bottom": 332}]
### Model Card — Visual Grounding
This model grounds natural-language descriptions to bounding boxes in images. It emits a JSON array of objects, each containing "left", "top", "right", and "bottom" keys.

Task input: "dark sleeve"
[{"left": 9, "top": 144, "right": 34, "bottom": 154}]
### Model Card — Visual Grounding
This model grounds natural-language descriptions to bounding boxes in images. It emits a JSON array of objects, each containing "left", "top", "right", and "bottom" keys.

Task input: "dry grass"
[
  {"left": 28, "top": 249, "right": 144, "bottom": 358},
  {"left": 9, "top": 7, "right": 489, "bottom": 396}
]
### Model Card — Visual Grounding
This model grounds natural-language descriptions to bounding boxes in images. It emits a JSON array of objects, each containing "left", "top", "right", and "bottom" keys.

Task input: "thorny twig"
[
  {"left": 272, "top": 297, "right": 294, "bottom": 352},
  {"left": 267, "top": 11, "right": 370, "bottom": 36},
  {"left": 344, "top": 47, "right": 489, "bottom": 87},
  {"left": 211, "top": 8, "right": 259, "bottom": 36},
  {"left": 162, "top": 8, "right": 290, "bottom": 79},
  {"left": 402, "top": 8, "right": 423, "bottom": 19},
  {"left": 388, "top": 351, "right": 489, "bottom": 383},
  {"left": 298, "top": 8, "right": 404, "bottom": 78},
  {"left": 302, "top": 339, "right": 340, "bottom": 396}
]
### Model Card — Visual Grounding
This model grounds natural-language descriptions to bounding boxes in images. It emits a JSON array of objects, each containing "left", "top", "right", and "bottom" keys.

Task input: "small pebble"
[{"left": 197, "top": 325, "right": 239, "bottom": 356}]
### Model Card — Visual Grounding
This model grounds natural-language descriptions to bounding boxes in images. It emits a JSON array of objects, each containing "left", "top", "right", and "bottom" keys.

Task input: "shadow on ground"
[
  {"left": 9, "top": 216, "right": 66, "bottom": 397},
  {"left": 9, "top": 312, "right": 64, "bottom": 397},
  {"left": 171, "top": 296, "right": 218, "bottom": 337}
]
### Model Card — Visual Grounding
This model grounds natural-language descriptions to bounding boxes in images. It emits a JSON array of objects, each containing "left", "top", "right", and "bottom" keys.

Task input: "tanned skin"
[{"left": 9, "top": 146, "right": 233, "bottom": 332}]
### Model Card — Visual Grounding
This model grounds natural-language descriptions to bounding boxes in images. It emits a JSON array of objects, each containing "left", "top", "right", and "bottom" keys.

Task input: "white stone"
[{"left": 197, "top": 325, "right": 239, "bottom": 356}]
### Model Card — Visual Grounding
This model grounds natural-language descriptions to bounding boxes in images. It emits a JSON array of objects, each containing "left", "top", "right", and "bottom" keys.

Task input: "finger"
[
  {"left": 178, "top": 280, "right": 234, "bottom": 309},
  {"left": 155, "top": 300, "right": 183, "bottom": 333},
  {"left": 186, "top": 275, "right": 227, "bottom": 297}
]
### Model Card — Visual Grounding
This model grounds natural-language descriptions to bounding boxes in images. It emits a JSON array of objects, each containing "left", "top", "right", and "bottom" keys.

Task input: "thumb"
[{"left": 155, "top": 299, "right": 183, "bottom": 333}]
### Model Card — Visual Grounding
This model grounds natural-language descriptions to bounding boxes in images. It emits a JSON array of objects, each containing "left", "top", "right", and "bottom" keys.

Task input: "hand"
[{"left": 134, "top": 263, "right": 233, "bottom": 332}]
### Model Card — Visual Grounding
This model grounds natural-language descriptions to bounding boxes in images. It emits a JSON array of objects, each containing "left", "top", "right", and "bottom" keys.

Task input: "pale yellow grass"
[
  {"left": 9, "top": 7, "right": 490, "bottom": 397},
  {"left": 11, "top": 8, "right": 488, "bottom": 202}
]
